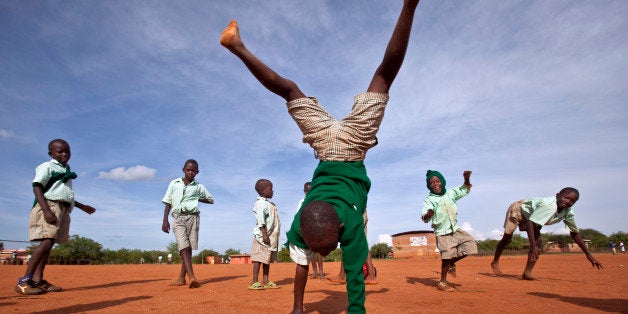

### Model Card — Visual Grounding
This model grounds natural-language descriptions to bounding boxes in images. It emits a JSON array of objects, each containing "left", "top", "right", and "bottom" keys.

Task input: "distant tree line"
[
  {"left": 24, "top": 235, "right": 244, "bottom": 265},
  {"left": 476, "top": 229, "right": 626, "bottom": 256},
  {"left": 18, "top": 229, "right": 624, "bottom": 264}
]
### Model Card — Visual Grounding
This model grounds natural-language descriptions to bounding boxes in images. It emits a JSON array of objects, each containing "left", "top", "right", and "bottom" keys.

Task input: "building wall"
[{"left": 391, "top": 231, "right": 437, "bottom": 258}]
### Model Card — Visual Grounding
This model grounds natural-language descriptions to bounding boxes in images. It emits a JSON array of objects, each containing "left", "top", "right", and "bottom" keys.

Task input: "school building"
[
  {"left": 391, "top": 230, "right": 437, "bottom": 258},
  {"left": 0, "top": 249, "right": 28, "bottom": 265}
]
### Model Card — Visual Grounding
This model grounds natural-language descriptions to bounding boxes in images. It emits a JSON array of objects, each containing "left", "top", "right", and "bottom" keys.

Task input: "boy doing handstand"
[
  {"left": 491, "top": 187, "right": 603, "bottom": 280},
  {"left": 162, "top": 159, "right": 214, "bottom": 288},
  {"left": 221, "top": 1, "right": 420, "bottom": 312}
]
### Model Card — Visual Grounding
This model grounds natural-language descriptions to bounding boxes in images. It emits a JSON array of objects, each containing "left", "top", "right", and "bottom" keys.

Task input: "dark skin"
[
  {"left": 162, "top": 161, "right": 213, "bottom": 288},
  {"left": 251, "top": 180, "right": 275, "bottom": 286},
  {"left": 491, "top": 190, "right": 603, "bottom": 279},
  {"left": 26, "top": 140, "right": 96, "bottom": 283},
  {"left": 421, "top": 171, "right": 472, "bottom": 283},
  {"left": 222, "top": 0, "right": 419, "bottom": 311}
]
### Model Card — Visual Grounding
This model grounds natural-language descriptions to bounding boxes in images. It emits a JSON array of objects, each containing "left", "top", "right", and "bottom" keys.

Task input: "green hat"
[{"left": 426, "top": 170, "right": 446, "bottom": 196}]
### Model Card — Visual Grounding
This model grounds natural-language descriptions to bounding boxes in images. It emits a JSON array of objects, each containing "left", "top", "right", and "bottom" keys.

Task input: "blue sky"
[{"left": 1, "top": 0, "right": 627, "bottom": 253}]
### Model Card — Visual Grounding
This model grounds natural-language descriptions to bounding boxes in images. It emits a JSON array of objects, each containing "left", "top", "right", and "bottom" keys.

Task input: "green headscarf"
[{"left": 426, "top": 170, "right": 446, "bottom": 196}]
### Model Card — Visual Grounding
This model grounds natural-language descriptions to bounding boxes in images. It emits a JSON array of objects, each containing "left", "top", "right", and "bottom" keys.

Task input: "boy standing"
[
  {"left": 220, "top": 0, "right": 419, "bottom": 312},
  {"left": 249, "top": 179, "right": 281, "bottom": 290},
  {"left": 16, "top": 139, "right": 96, "bottom": 295},
  {"left": 162, "top": 159, "right": 214, "bottom": 288},
  {"left": 421, "top": 170, "right": 477, "bottom": 292},
  {"left": 491, "top": 187, "right": 603, "bottom": 279}
]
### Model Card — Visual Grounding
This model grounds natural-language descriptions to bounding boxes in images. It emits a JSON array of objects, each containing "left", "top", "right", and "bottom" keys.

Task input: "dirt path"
[{"left": 1, "top": 254, "right": 626, "bottom": 313}]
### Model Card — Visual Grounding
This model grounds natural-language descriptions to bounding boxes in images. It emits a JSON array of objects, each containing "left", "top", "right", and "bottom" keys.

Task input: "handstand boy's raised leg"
[
  {"left": 220, "top": 20, "right": 305, "bottom": 102},
  {"left": 367, "top": 0, "right": 420, "bottom": 94}
]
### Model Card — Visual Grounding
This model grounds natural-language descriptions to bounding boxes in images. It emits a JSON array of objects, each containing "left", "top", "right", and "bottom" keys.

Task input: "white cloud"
[
  {"left": 98, "top": 165, "right": 156, "bottom": 181},
  {"left": 0, "top": 129, "right": 14, "bottom": 138},
  {"left": 489, "top": 229, "right": 504, "bottom": 240},
  {"left": 378, "top": 234, "right": 392, "bottom": 246}
]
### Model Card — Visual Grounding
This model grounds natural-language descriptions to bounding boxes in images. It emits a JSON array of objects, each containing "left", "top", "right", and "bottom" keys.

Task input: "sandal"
[
  {"left": 264, "top": 281, "right": 280, "bottom": 289},
  {"left": 248, "top": 282, "right": 265, "bottom": 290},
  {"left": 437, "top": 281, "right": 456, "bottom": 292}
]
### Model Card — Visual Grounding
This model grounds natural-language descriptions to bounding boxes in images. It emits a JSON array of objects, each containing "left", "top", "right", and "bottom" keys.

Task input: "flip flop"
[
  {"left": 264, "top": 281, "right": 280, "bottom": 289},
  {"left": 248, "top": 282, "right": 265, "bottom": 290}
]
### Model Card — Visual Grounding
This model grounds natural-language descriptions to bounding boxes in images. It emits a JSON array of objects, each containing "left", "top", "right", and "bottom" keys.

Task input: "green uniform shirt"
[
  {"left": 421, "top": 185, "right": 470, "bottom": 236},
  {"left": 286, "top": 161, "right": 370, "bottom": 314},
  {"left": 521, "top": 196, "right": 579, "bottom": 232}
]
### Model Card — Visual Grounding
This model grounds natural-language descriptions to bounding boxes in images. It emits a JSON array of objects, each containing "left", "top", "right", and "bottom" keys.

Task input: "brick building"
[{"left": 391, "top": 230, "right": 437, "bottom": 258}]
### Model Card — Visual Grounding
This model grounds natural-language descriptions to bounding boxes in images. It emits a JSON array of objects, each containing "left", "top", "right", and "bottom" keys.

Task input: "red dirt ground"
[{"left": 1, "top": 254, "right": 626, "bottom": 313}]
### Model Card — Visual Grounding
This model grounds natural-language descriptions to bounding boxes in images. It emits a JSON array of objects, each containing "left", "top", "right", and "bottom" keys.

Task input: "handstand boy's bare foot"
[
  {"left": 169, "top": 279, "right": 186, "bottom": 286},
  {"left": 491, "top": 261, "right": 502, "bottom": 274},
  {"left": 220, "top": 20, "right": 244, "bottom": 51},
  {"left": 521, "top": 273, "right": 537, "bottom": 281},
  {"left": 188, "top": 280, "right": 201, "bottom": 288}
]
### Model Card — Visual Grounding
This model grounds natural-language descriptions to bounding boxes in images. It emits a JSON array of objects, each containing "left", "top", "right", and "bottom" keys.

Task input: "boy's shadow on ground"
[
  {"left": 200, "top": 275, "right": 245, "bottom": 285},
  {"left": 478, "top": 272, "right": 521, "bottom": 280},
  {"left": 478, "top": 272, "right": 581, "bottom": 283},
  {"left": 30, "top": 295, "right": 153, "bottom": 314},
  {"left": 303, "top": 288, "right": 389, "bottom": 313},
  {"left": 67, "top": 279, "right": 166, "bottom": 291},
  {"left": 406, "top": 276, "right": 438, "bottom": 287},
  {"left": 274, "top": 277, "right": 294, "bottom": 286},
  {"left": 529, "top": 292, "right": 628, "bottom": 312}
]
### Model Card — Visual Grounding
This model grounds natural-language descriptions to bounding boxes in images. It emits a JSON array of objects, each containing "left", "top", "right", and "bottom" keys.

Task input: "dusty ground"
[{"left": 1, "top": 254, "right": 626, "bottom": 313}]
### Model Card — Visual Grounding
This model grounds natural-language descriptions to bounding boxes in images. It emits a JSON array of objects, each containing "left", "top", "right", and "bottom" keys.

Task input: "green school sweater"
[{"left": 286, "top": 161, "right": 370, "bottom": 314}]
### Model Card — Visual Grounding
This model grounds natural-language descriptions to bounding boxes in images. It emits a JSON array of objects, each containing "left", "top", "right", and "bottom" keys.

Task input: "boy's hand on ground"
[{"left": 588, "top": 256, "right": 603, "bottom": 269}]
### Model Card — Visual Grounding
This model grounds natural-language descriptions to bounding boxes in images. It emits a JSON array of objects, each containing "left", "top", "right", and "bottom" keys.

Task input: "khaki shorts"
[
  {"left": 29, "top": 200, "right": 72, "bottom": 243},
  {"left": 251, "top": 237, "right": 277, "bottom": 265},
  {"left": 173, "top": 214, "right": 199, "bottom": 251},
  {"left": 436, "top": 229, "right": 478, "bottom": 259},
  {"left": 503, "top": 200, "right": 528, "bottom": 234}
]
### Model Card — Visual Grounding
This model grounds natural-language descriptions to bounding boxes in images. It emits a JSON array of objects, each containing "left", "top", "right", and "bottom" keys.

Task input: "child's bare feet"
[
  {"left": 188, "top": 280, "right": 201, "bottom": 288},
  {"left": 491, "top": 261, "right": 502, "bottom": 274},
  {"left": 364, "top": 276, "right": 378, "bottom": 285},
  {"left": 521, "top": 272, "right": 537, "bottom": 280},
  {"left": 220, "top": 20, "right": 243, "bottom": 51},
  {"left": 169, "top": 279, "right": 186, "bottom": 286}
]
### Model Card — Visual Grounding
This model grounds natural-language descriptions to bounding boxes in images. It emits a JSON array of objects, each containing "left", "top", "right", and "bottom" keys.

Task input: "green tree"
[
  {"left": 578, "top": 228, "right": 608, "bottom": 249},
  {"left": 50, "top": 235, "right": 103, "bottom": 264},
  {"left": 166, "top": 242, "right": 181, "bottom": 263},
  {"left": 193, "top": 249, "right": 221, "bottom": 264},
  {"left": 0, "top": 241, "right": 4, "bottom": 251},
  {"left": 224, "top": 248, "right": 241, "bottom": 258},
  {"left": 608, "top": 231, "right": 626, "bottom": 244},
  {"left": 477, "top": 239, "right": 499, "bottom": 253},
  {"left": 323, "top": 248, "right": 342, "bottom": 262},
  {"left": 277, "top": 247, "right": 291, "bottom": 262},
  {"left": 370, "top": 243, "right": 392, "bottom": 259}
]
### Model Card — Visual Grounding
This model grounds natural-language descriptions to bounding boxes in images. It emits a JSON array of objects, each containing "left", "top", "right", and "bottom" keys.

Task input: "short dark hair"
[
  {"left": 300, "top": 201, "right": 339, "bottom": 241},
  {"left": 183, "top": 159, "right": 198, "bottom": 168},
  {"left": 559, "top": 187, "right": 579, "bottom": 198},
  {"left": 48, "top": 138, "right": 69, "bottom": 150},
  {"left": 255, "top": 179, "right": 271, "bottom": 194}
]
